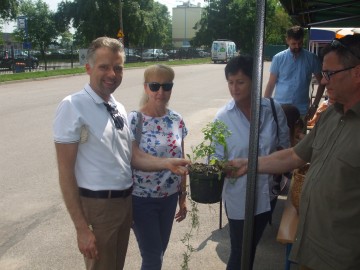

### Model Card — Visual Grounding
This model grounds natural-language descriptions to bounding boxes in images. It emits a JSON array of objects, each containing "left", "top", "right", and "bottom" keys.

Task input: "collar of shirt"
[
  {"left": 84, "top": 84, "right": 117, "bottom": 106},
  {"left": 334, "top": 101, "right": 360, "bottom": 117}
]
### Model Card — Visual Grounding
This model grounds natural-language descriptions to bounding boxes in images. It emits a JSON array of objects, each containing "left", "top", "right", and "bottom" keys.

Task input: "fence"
[{"left": 0, "top": 46, "right": 211, "bottom": 75}]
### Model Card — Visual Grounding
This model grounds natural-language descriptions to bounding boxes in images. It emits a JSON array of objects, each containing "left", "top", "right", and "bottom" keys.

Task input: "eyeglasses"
[
  {"left": 321, "top": 66, "right": 355, "bottom": 81},
  {"left": 104, "top": 103, "right": 124, "bottom": 130},
  {"left": 330, "top": 39, "right": 360, "bottom": 59},
  {"left": 147, "top": 82, "right": 174, "bottom": 92}
]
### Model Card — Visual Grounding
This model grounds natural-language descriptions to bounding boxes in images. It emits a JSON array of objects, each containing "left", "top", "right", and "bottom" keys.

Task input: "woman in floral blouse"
[{"left": 128, "top": 64, "right": 188, "bottom": 270}]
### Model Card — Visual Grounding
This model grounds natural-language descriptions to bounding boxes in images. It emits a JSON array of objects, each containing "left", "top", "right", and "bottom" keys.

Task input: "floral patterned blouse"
[{"left": 128, "top": 109, "right": 188, "bottom": 198}]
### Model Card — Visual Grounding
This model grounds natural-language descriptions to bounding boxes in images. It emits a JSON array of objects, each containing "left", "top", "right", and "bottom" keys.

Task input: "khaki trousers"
[{"left": 80, "top": 195, "right": 132, "bottom": 270}]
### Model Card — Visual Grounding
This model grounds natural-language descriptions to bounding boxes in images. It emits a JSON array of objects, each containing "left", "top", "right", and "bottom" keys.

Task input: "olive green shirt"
[{"left": 290, "top": 102, "right": 360, "bottom": 270}]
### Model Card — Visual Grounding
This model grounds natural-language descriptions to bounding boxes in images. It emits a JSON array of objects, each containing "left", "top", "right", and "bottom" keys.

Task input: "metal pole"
[
  {"left": 119, "top": 0, "right": 123, "bottom": 31},
  {"left": 241, "top": 0, "right": 266, "bottom": 269},
  {"left": 184, "top": 5, "right": 187, "bottom": 46}
]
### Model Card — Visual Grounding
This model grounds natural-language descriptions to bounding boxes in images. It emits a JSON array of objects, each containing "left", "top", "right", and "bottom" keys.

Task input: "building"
[
  {"left": 172, "top": 2, "right": 203, "bottom": 48},
  {"left": 0, "top": 33, "right": 22, "bottom": 51}
]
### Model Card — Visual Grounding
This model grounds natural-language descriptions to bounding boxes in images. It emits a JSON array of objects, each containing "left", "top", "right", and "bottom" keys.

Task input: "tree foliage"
[
  {"left": 3, "top": 0, "right": 291, "bottom": 54},
  {"left": 0, "top": 0, "right": 19, "bottom": 20},
  {"left": 56, "top": 0, "right": 172, "bottom": 48},
  {"left": 192, "top": 0, "right": 292, "bottom": 53},
  {"left": 14, "top": 0, "right": 63, "bottom": 64}
]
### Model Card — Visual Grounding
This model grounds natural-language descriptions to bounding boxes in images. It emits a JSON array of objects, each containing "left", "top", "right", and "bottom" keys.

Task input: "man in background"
[{"left": 264, "top": 26, "right": 325, "bottom": 121}]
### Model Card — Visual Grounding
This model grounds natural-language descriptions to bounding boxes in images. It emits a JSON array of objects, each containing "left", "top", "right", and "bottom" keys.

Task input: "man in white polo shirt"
[{"left": 53, "top": 37, "right": 189, "bottom": 270}]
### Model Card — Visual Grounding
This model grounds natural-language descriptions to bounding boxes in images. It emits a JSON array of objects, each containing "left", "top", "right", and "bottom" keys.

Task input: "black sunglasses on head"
[
  {"left": 330, "top": 38, "right": 360, "bottom": 59},
  {"left": 147, "top": 82, "right": 174, "bottom": 92}
]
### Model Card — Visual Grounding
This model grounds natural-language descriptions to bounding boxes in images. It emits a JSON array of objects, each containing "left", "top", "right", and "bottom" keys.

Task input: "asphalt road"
[{"left": 0, "top": 62, "right": 295, "bottom": 270}]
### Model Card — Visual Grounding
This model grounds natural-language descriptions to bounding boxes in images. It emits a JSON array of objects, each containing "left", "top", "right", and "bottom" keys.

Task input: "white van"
[{"left": 211, "top": 40, "right": 237, "bottom": 63}]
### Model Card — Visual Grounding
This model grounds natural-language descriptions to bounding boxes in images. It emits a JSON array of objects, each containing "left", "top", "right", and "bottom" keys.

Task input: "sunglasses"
[
  {"left": 147, "top": 82, "right": 174, "bottom": 92},
  {"left": 330, "top": 39, "right": 360, "bottom": 59},
  {"left": 104, "top": 103, "right": 125, "bottom": 130}
]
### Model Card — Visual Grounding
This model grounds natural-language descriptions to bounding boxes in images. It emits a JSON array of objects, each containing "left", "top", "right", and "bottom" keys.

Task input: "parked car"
[
  {"left": 198, "top": 50, "right": 210, "bottom": 57},
  {"left": 167, "top": 49, "right": 178, "bottom": 59},
  {"left": 141, "top": 49, "right": 169, "bottom": 61},
  {"left": 0, "top": 50, "right": 39, "bottom": 70},
  {"left": 125, "top": 48, "right": 141, "bottom": 63}
]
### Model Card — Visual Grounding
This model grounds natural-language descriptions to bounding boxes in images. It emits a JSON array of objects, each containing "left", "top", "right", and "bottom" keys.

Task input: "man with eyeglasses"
[
  {"left": 53, "top": 37, "right": 189, "bottom": 270},
  {"left": 264, "top": 26, "right": 326, "bottom": 123},
  {"left": 227, "top": 34, "right": 360, "bottom": 270}
]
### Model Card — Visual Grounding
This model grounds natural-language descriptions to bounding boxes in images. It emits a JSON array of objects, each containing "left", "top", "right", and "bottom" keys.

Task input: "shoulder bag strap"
[
  {"left": 135, "top": 111, "right": 143, "bottom": 145},
  {"left": 269, "top": 97, "right": 279, "bottom": 139}
]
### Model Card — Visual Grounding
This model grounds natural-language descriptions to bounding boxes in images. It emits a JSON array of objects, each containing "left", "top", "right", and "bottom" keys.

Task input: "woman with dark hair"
[{"left": 213, "top": 55, "right": 290, "bottom": 269}]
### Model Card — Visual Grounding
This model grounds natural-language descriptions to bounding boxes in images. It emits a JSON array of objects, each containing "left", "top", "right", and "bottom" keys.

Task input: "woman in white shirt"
[{"left": 214, "top": 55, "right": 290, "bottom": 270}]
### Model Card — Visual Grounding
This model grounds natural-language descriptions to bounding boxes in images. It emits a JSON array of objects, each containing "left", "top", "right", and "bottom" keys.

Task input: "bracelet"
[{"left": 179, "top": 191, "right": 188, "bottom": 196}]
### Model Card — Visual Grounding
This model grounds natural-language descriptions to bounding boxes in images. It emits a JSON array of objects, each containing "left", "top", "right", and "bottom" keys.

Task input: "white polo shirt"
[{"left": 53, "top": 84, "right": 133, "bottom": 190}]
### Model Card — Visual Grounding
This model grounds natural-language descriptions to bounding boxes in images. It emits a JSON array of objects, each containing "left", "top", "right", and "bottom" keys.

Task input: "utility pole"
[
  {"left": 118, "top": 0, "right": 124, "bottom": 44},
  {"left": 119, "top": 0, "right": 123, "bottom": 31}
]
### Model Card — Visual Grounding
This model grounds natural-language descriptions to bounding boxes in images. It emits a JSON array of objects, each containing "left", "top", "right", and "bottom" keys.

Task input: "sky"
[{"left": 3, "top": 0, "right": 205, "bottom": 32}]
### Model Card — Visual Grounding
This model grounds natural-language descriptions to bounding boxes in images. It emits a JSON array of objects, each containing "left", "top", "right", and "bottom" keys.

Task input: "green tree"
[
  {"left": 0, "top": 0, "right": 19, "bottom": 20},
  {"left": 15, "top": 0, "right": 62, "bottom": 66},
  {"left": 57, "top": 0, "right": 172, "bottom": 48},
  {"left": 192, "top": 0, "right": 291, "bottom": 53},
  {"left": 59, "top": 30, "right": 73, "bottom": 49},
  {"left": 265, "top": 0, "right": 292, "bottom": 45}
]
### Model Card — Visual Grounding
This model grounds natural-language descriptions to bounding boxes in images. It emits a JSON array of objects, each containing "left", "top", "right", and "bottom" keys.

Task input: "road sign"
[
  {"left": 117, "top": 29, "right": 124, "bottom": 38},
  {"left": 23, "top": 42, "right": 32, "bottom": 49},
  {"left": 79, "top": 49, "right": 87, "bottom": 65},
  {"left": 17, "top": 16, "right": 27, "bottom": 29}
]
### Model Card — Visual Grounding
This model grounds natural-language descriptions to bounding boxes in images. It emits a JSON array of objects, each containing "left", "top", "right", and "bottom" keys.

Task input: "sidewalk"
[{"left": 124, "top": 194, "right": 299, "bottom": 270}]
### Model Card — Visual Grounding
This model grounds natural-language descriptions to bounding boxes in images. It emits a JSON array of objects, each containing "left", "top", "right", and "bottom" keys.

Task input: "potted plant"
[
  {"left": 186, "top": 119, "right": 231, "bottom": 204},
  {"left": 180, "top": 120, "right": 231, "bottom": 269}
]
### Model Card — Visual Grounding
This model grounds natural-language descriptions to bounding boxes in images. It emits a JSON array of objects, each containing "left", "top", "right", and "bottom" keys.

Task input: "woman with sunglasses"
[{"left": 127, "top": 64, "right": 188, "bottom": 270}]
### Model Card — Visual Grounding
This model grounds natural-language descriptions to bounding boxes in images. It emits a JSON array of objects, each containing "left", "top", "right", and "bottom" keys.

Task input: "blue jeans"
[
  {"left": 226, "top": 211, "right": 271, "bottom": 270},
  {"left": 132, "top": 193, "right": 178, "bottom": 270}
]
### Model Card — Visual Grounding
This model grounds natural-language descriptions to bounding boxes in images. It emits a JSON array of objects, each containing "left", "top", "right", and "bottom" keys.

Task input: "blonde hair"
[{"left": 140, "top": 64, "right": 175, "bottom": 107}]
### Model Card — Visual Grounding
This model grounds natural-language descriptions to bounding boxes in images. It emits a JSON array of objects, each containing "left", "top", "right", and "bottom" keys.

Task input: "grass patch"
[{"left": 0, "top": 58, "right": 212, "bottom": 83}]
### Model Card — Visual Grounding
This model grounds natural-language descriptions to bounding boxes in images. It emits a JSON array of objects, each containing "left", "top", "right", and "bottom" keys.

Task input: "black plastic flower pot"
[{"left": 189, "top": 171, "right": 225, "bottom": 204}]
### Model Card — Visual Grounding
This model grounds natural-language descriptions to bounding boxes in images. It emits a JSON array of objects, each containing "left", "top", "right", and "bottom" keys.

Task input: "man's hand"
[
  {"left": 225, "top": 158, "right": 248, "bottom": 178},
  {"left": 165, "top": 158, "right": 190, "bottom": 175},
  {"left": 77, "top": 226, "right": 99, "bottom": 260}
]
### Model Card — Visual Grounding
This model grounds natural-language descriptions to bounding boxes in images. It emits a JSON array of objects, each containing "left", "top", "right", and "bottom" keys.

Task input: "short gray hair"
[{"left": 86, "top": 37, "right": 125, "bottom": 66}]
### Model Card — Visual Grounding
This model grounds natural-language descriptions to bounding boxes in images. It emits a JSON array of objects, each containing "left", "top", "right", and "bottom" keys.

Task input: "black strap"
[
  {"left": 269, "top": 97, "right": 279, "bottom": 139},
  {"left": 134, "top": 111, "right": 142, "bottom": 145}
]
